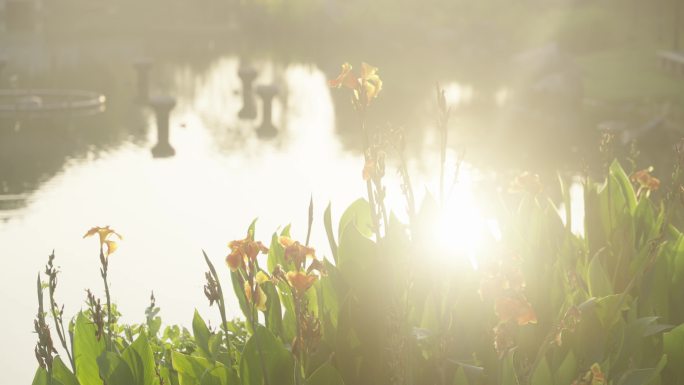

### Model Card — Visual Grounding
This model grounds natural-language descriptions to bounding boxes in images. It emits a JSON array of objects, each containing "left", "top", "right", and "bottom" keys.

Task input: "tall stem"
[
  {"left": 202, "top": 250, "right": 232, "bottom": 365},
  {"left": 49, "top": 294, "right": 74, "bottom": 370},
  {"left": 101, "top": 248, "right": 113, "bottom": 352},
  {"left": 361, "top": 116, "right": 381, "bottom": 237},
  {"left": 293, "top": 294, "right": 304, "bottom": 385}
]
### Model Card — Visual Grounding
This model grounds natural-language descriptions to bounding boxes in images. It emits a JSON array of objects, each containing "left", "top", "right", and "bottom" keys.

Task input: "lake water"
[
  {"left": 0, "top": 50, "right": 508, "bottom": 383},
  {"left": 0, "top": 21, "right": 608, "bottom": 381}
]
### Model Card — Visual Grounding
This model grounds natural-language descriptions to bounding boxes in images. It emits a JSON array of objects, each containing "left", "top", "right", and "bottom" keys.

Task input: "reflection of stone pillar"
[
  {"left": 134, "top": 59, "right": 153, "bottom": 103},
  {"left": 237, "top": 65, "right": 258, "bottom": 119},
  {"left": 255, "top": 84, "right": 279, "bottom": 138},
  {"left": 150, "top": 96, "right": 176, "bottom": 158}
]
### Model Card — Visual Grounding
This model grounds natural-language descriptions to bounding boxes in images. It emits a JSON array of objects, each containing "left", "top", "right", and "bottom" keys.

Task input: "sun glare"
[{"left": 431, "top": 166, "right": 491, "bottom": 270}]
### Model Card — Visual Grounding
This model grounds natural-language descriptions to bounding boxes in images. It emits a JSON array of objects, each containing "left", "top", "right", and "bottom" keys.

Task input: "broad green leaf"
[
  {"left": 230, "top": 270, "right": 253, "bottom": 331},
  {"left": 248, "top": 218, "right": 258, "bottom": 240},
  {"left": 193, "top": 310, "right": 213, "bottom": 361},
  {"left": 121, "top": 332, "right": 156, "bottom": 385},
  {"left": 304, "top": 362, "right": 345, "bottom": 385},
  {"left": 200, "top": 365, "right": 239, "bottom": 385},
  {"left": 452, "top": 366, "right": 469, "bottom": 385},
  {"left": 324, "top": 203, "right": 338, "bottom": 263},
  {"left": 31, "top": 367, "right": 49, "bottom": 385},
  {"left": 74, "top": 312, "right": 105, "bottom": 385},
  {"left": 501, "top": 351, "right": 519, "bottom": 385},
  {"left": 172, "top": 351, "right": 213, "bottom": 385},
  {"left": 664, "top": 324, "right": 684, "bottom": 378},
  {"left": 554, "top": 351, "right": 577, "bottom": 385},
  {"left": 530, "top": 357, "right": 551, "bottom": 385},
  {"left": 337, "top": 221, "right": 376, "bottom": 282},
  {"left": 52, "top": 356, "right": 79, "bottom": 385},
  {"left": 338, "top": 199, "right": 373, "bottom": 240},
  {"left": 262, "top": 280, "right": 283, "bottom": 340},
  {"left": 98, "top": 351, "right": 136, "bottom": 385},
  {"left": 617, "top": 354, "right": 667, "bottom": 385},
  {"left": 239, "top": 325, "right": 294, "bottom": 385},
  {"left": 281, "top": 224, "right": 291, "bottom": 237},
  {"left": 609, "top": 160, "right": 637, "bottom": 213},
  {"left": 588, "top": 252, "right": 613, "bottom": 297},
  {"left": 267, "top": 232, "right": 286, "bottom": 274},
  {"left": 594, "top": 294, "right": 631, "bottom": 329}
]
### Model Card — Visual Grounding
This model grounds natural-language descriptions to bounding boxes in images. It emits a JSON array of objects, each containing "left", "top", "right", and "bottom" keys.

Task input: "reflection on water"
[
  {"left": 0, "top": 56, "right": 490, "bottom": 383},
  {"left": 0, "top": 40, "right": 600, "bottom": 383}
]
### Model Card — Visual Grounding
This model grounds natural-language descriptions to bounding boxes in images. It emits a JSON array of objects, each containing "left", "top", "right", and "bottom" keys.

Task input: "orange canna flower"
[
  {"left": 329, "top": 62, "right": 383, "bottom": 107},
  {"left": 226, "top": 236, "right": 268, "bottom": 272},
  {"left": 83, "top": 226, "right": 122, "bottom": 256},
  {"left": 495, "top": 296, "right": 538, "bottom": 325},
  {"left": 589, "top": 363, "right": 606, "bottom": 385},
  {"left": 573, "top": 363, "right": 606, "bottom": 385},
  {"left": 244, "top": 281, "right": 267, "bottom": 311},
  {"left": 631, "top": 168, "right": 660, "bottom": 192},
  {"left": 328, "top": 62, "right": 358, "bottom": 90},
  {"left": 279, "top": 236, "right": 316, "bottom": 268},
  {"left": 286, "top": 271, "right": 317, "bottom": 296}
]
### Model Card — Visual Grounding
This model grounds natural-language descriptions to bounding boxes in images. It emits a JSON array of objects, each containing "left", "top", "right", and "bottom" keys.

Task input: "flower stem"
[{"left": 100, "top": 248, "right": 113, "bottom": 352}]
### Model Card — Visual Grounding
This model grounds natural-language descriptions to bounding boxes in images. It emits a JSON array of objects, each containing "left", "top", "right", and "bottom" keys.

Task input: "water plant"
[{"left": 30, "top": 63, "right": 684, "bottom": 385}]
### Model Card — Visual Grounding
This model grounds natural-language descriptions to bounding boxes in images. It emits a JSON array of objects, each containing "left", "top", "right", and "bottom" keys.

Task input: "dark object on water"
[
  {"left": 255, "top": 84, "right": 279, "bottom": 138},
  {"left": 237, "top": 65, "right": 258, "bottom": 120},
  {"left": 0, "top": 89, "right": 106, "bottom": 118},
  {"left": 149, "top": 96, "right": 176, "bottom": 158}
]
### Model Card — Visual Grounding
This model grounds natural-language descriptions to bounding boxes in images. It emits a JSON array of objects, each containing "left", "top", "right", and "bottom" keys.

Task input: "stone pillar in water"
[
  {"left": 237, "top": 65, "right": 258, "bottom": 119},
  {"left": 134, "top": 59, "right": 153, "bottom": 103},
  {"left": 255, "top": 84, "right": 279, "bottom": 138},
  {"left": 150, "top": 96, "right": 176, "bottom": 158}
]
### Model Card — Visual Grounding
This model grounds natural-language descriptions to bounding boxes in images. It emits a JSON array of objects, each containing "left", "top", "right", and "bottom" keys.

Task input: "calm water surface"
[{"left": 0, "top": 55, "right": 497, "bottom": 383}]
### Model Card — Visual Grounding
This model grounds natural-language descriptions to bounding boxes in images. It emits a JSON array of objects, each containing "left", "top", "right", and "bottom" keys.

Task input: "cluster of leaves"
[
  {"left": 30, "top": 159, "right": 684, "bottom": 385},
  {"left": 28, "top": 62, "right": 684, "bottom": 385}
]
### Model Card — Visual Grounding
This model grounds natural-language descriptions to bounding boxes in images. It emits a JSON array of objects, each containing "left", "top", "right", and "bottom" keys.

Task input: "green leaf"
[
  {"left": 304, "top": 362, "right": 345, "bottom": 385},
  {"left": 530, "top": 357, "right": 551, "bottom": 385},
  {"left": 248, "top": 218, "right": 258, "bottom": 240},
  {"left": 338, "top": 199, "right": 373, "bottom": 240},
  {"left": 554, "top": 351, "right": 577, "bottom": 385},
  {"left": 267, "top": 232, "right": 286, "bottom": 274},
  {"left": 31, "top": 367, "right": 49, "bottom": 385},
  {"left": 121, "top": 332, "right": 156, "bottom": 385},
  {"left": 452, "top": 366, "right": 469, "bottom": 385},
  {"left": 200, "top": 365, "right": 239, "bottom": 385},
  {"left": 74, "top": 312, "right": 105, "bottom": 385},
  {"left": 98, "top": 351, "right": 136, "bottom": 385},
  {"left": 52, "top": 356, "right": 79, "bottom": 385},
  {"left": 617, "top": 354, "right": 667, "bottom": 385},
  {"left": 193, "top": 310, "right": 213, "bottom": 361},
  {"left": 239, "top": 325, "right": 294, "bottom": 385},
  {"left": 609, "top": 160, "right": 637, "bottom": 213},
  {"left": 595, "top": 294, "right": 631, "bottom": 329},
  {"left": 324, "top": 203, "right": 338, "bottom": 263},
  {"left": 337, "top": 221, "right": 376, "bottom": 283},
  {"left": 172, "top": 351, "right": 213, "bottom": 385},
  {"left": 501, "top": 351, "right": 519, "bottom": 385},
  {"left": 262, "top": 280, "right": 284, "bottom": 340},
  {"left": 230, "top": 270, "right": 253, "bottom": 331},
  {"left": 588, "top": 252, "right": 613, "bottom": 297},
  {"left": 664, "top": 323, "right": 684, "bottom": 378}
]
